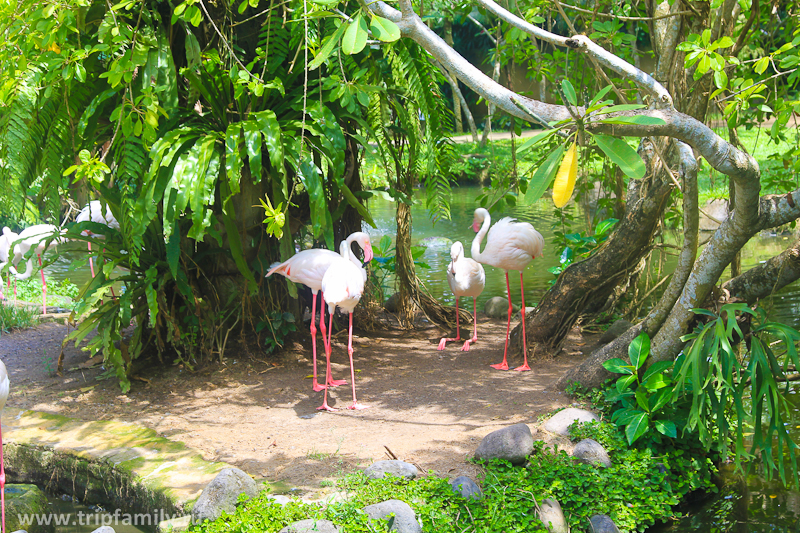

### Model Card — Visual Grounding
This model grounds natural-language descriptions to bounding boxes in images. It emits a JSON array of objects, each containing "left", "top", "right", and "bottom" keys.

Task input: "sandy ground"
[{"left": 0, "top": 315, "right": 592, "bottom": 494}]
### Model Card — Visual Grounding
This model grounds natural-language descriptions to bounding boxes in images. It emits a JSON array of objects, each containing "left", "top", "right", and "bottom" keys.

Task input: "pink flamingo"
[
  {"left": 76, "top": 201, "right": 119, "bottom": 296},
  {"left": 10, "top": 224, "right": 66, "bottom": 315},
  {"left": 266, "top": 233, "right": 372, "bottom": 392},
  {"left": 318, "top": 238, "right": 368, "bottom": 411},
  {"left": 0, "top": 229, "right": 18, "bottom": 302},
  {"left": 438, "top": 241, "right": 485, "bottom": 351},
  {"left": 471, "top": 208, "right": 544, "bottom": 371},
  {"left": 0, "top": 359, "right": 8, "bottom": 533}
]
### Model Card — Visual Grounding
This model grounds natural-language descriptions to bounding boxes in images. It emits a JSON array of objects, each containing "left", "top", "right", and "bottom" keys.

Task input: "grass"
[
  {"left": 12, "top": 277, "right": 80, "bottom": 308},
  {"left": 0, "top": 302, "right": 38, "bottom": 333}
]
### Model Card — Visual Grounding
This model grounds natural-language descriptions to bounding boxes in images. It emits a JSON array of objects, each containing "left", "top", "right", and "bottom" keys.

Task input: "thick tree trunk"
[{"left": 395, "top": 177, "right": 417, "bottom": 327}]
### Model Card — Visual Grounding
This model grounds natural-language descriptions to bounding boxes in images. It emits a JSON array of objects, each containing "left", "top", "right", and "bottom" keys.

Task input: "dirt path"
[{"left": 0, "top": 317, "right": 591, "bottom": 495}]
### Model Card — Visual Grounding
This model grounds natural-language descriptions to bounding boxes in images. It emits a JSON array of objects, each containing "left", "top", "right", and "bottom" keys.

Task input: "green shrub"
[{"left": 0, "top": 302, "right": 38, "bottom": 332}]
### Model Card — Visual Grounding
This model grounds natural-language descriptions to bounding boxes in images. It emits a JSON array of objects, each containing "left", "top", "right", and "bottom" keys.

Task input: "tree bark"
[{"left": 395, "top": 177, "right": 417, "bottom": 327}]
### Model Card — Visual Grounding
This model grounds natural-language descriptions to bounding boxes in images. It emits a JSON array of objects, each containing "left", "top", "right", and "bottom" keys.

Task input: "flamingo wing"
[{"left": 266, "top": 249, "right": 340, "bottom": 292}]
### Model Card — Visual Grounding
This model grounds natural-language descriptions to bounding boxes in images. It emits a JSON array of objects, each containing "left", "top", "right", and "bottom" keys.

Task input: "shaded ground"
[{"left": 1, "top": 315, "right": 592, "bottom": 496}]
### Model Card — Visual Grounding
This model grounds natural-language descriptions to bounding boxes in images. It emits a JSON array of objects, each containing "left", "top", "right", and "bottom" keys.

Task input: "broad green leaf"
[
  {"left": 561, "top": 79, "right": 577, "bottom": 106},
  {"left": 612, "top": 407, "right": 642, "bottom": 426},
  {"left": 225, "top": 123, "right": 244, "bottom": 198},
  {"left": 524, "top": 143, "right": 566, "bottom": 204},
  {"left": 342, "top": 14, "right": 368, "bottom": 55},
  {"left": 297, "top": 157, "right": 333, "bottom": 249},
  {"left": 594, "top": 218, "right": 618, "bottom": 236},
  {"left": 629, "top": 332, "right": 651, "bottom": 369},
  {"left": 596, "top": 104, "right": 646, "bottom": 114},
  {"left": 243, "top": 120, "right": 263, "bottom": 183},
  {"left": 188, "top": 137, "right": 221, "bottom": 241},
  {"left": 625, "top": 412, "right": 650, "bottom": 444},
  {"left": 589, "top": 85, "right": 613, "bottom": 106},
  {"left": 516, "top": 129, "right": 559, "bottom": 154},
  {"left": 370, "top": 15, "right": 401, "bottom": 42},
  {"left": 592, "top": 134, "right": 646, "bottom": 179},
  {"left": 754, "top": 56, "right": 769, "bottom": 74},
  {"left": 253, "top": 110, "right": 286, "bottom": 183},
  {"left": 309, "top": 22, "right": 348, "bottom": 70},
  {"left": 603, "top": 357, "right": 634, "bottom": 375},
  {"left": 616, "top": 374, "right": 638, "bottom": 393},
  {"left": 641, "top": 360, "right": 673, "bottom": 384},
  {"left": 654, "top": 419, "right": 677, "bottom": 438},
  {"left": 166, "top": 225, "right": 181, "bottom": 278},
  {"left": 649, "top": 388, "right": 673, "bottom": 412}
]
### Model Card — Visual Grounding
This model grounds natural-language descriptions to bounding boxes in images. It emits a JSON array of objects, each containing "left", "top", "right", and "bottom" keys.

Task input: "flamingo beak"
[
  {"left": 364, "top": 243, "right": 374, "bottom": 262},
  {"left": 471, "top": 221, "right": 481, "bottom": 232}
]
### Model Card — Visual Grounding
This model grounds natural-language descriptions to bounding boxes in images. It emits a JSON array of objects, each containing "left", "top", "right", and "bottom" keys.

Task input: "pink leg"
[
  {"left": 321, "top": 295, "right": 346, "bottom": 387},
  {"left": 490, "top": 272, "right": 512, "bottom": 370},
  {"left": 317, "top": 311, "right": 337, "bottom": 411},
  {"left": 514, "top": 272, "right": 531, "bottom": 371},
  {"left": 347, "top": 313, "right": 367, "bottom": 410},
  {"left": 39, "top": 254, "right": 46, "bottom": 315},
  {"left": 88, "top": 241, "right": 95, "bottom": 278},
  {"left": 462, "top": 297, "right": 479, "bottom": 351},
  {"left": 310, "top": 292, "right": 325, "bottom": 392},
  {"left": 438, "top": 296, "right": 461, "bottom": 350},
  {"left": 1, "top": 419, "right": 5, "bottom": 533}
]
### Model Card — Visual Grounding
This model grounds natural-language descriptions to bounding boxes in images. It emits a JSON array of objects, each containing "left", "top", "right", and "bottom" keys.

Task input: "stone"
[
  {"left": 267, "top": 495, "right": 292, "bottom": 506},
  {"left": 543, "top": 408, "right": 600, "bottom": 436},
  {"left": 597, "top": 319, "right": 633, "bottom": 345},
  {"left": 699, "top": 198, "right": 729, "bottom": 231},
  {"left": 474, "top": 423, "right": 535, "bottom": 465},
  {"left": 484, "top": 297, "right": 519, "bottom": 319},
  {"left": 384, "top": 293, "right": 400, "bottom": 312},
  {"left": 572, "top": 439, "right": 612, "bottom": 468},
  {"left": 278, "top": 519, "right": 340, "bottom": 533},
  {"left": 90, "top": 528, "right": 116, "bottom": 533},
  {"left": 450, "top": 476, "right": 482, "bottom": 500},
  {"left": 364, "top": 460, "right": 418, "bottom": 480},
  {"left": 157, "top": 515, "right": 191, "bottom": 533},
  {"left": 589, "top": 514, "right": 620, "bottom": 533},
  {"left": 538, "top": 499, "right": 568, "bottom": 533},
  {"left": 512, "top": 307, "right": 536, "bottom": 321},
  {"left": 191, "top": 467, "right": 259, "bottom": 524},
  {"left": 364, "top": 500, "right": 421, "bottom": 533},
  {"left": 6, "top": 484, "right": 53, "bottom": 533}
]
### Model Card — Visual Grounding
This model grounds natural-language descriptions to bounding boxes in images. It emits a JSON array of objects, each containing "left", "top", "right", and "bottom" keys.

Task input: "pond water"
[{"left": 43, "top": 492, "right": 153, "bottom": 533}]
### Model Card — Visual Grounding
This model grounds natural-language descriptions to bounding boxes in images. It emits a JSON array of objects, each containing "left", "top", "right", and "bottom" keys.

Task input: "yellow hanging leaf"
[{"left": 552, "top": 142, "right": 578, "bottom": 208}]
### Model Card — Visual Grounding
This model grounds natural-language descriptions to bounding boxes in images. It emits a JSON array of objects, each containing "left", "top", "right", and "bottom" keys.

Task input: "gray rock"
[
  {"left": 589, "top": 514, "right": 620, "bottom": 533},
  {"left": 512, "top": 307, "right": 536, "bottom": 320},
  {"left": 538, "top": 499, "right": 568, "bottom": 533},
  {"left": 699, "top": 198, "right": 729, "bottom": 231},
  {"left": 157, "top": 515, "right": 191, "bottom": 533},
  {"left": 384, "top": 293, "right": 400, "bottom": 312},
  {"left": 90, "top": 528, "right": 115, "bottom": 533},
  {"left": 543, "top": 408, "right": 599, "bottom": 436},
  {"left": 6, "top": 484, "right": 52, "bottom": 533},
  {"left": 573, "top": 439, "right": 612, "bottom": 468},
  {"left": 450, "top": 476, "right": 482, "bottom": 500},
  {"left": 191, "top": 467, "right": 259, "bottom": 524},
  {"left": 484, "top": 297, "right": 520, "bottom": 318},
  {"left": 474, "top": 423, "right": 535, "bottom": 465},
  {"left": 364, "top": 500, "right": 421, "bottom": 533},
  {"left": 365, "top": 460, "right": 418, "bottom": 480},
  {"left": 268, "top": 495, "right": 292, "bottom": 506},
  {"left": 598, "top": 319, "right": 633, "bottom": 345},
  {"left": 278, "top": 519, "right": 340, "bottom": 533}
]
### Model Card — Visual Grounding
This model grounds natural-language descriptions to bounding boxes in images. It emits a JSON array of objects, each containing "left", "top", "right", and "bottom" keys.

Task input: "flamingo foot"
[
  {"left": 438, "top": 337, "right": 460, "bottom": 351},
  {"left": 316, "top": 403, "right": 337, "bottom": 412},
  {"left": 348, "top": 402, "right": 368, "bottom": 410},
  {"left": 490, "top": 361, "right": 509, "bottom": 370},
  {"left": 327, "top": 378, "right": 347, "bottom": 387},
  {"left": 312, "top": 380, "right": 327, "bottom": 392},
  {"left": 461, "top": 338, "right": 476, "bottom": 352},
  {"left": 514, "top": 363, "right": 531, "bottom": 372}
]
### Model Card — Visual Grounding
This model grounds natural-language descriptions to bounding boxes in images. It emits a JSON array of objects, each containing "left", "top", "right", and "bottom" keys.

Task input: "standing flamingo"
[
  {"left": 318, "top": 238, "right": 368, "bottom": 411},
  {"left": 438, "top": 241, "right": 486, "bottom": 351},
  {"left": 266, "top": 233, "right": 373, "bottom": 391},
  {"left": 0, "top": 229, "right": 18, "bottom": 302},
  {"left": 471, "top": 208, "right": 544, "bottom": 371},
  {"left": 76, "top": 200, "right": 119, "bottom": 282},
  {"left": 10, "top": 224, "right": 66, "bottom": 315},
  {"left": 0, "top": 359, "right": 8, "bottom": 533}
]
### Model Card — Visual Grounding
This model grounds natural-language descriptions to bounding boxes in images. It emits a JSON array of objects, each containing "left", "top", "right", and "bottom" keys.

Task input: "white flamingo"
[
  {"left": 76, "top": 200, "right": 119, "bottom": 282},
  {"left": 318, "top": 238, "right": 368, "bottom": 411},
  {"left": 0, "top": 359, "right": 8, "bottom": 533},
  {"left": 0, "top": 229, "right": 19, "bottom": 302},
  {"left": 266, "top": 232, "right": 372, "bottom": 391},
  {"left": 438, "top": 241, "right": 486, "bottom": 351},
  {"left": 10, "top": 224, "right": 66, "bottom": 315},
  {"left": 471, "top": 208, "right": 544, "bottom": 371}
]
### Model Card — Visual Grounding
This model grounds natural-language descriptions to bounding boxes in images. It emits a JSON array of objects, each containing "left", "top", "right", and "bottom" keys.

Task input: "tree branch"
[{"left": 723, "top": 237, "right": 800, "bottom": 304}]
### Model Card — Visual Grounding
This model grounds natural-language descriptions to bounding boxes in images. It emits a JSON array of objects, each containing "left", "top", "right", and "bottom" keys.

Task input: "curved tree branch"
[{"left": 723, "top": 237, "right": 800, "bottom": 303}]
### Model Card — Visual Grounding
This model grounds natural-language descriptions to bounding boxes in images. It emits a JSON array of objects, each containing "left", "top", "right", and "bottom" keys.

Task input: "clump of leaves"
[
  {"left": 0, "top": 302, "right": 38, "bottom": 332},
  {"left": 257, "top": 311, "right": 297, "bottom": 354}
]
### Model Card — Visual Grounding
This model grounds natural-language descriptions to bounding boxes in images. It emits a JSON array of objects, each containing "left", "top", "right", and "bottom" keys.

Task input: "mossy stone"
[{"left": 5, "top": 483, "right": 53, "bottom": 533}]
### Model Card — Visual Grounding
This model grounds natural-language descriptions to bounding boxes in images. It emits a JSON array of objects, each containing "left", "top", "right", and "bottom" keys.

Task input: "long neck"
[
  {"left": 471, "top": 215, "right": 491, "bottom": 261},
  {"left": 343, "top": 235, "right": 360, "bottom": 267},
  {"left": 14, "top": 258, "right": 34, "bottom": 280}
]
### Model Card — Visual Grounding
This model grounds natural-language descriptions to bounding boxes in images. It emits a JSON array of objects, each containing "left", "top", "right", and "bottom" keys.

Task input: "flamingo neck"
[
  {"left": 471, "top": 214, "right": 491, "bottom": 261},
  {"left": 14, "top": 258, "right": 34, "bottom": 280}
]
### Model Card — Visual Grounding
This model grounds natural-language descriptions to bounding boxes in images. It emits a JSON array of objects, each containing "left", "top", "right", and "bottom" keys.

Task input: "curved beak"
[{"left": 364, "top": 243, "right": 374, "bottom": 262}]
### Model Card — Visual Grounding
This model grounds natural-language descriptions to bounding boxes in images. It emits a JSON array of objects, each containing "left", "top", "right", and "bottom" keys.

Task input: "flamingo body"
[
  {"left": 76, "top": 200, "right": 120, "bottom": 235},
  {"left": 471, "top": 208, "right": 543, "bottom": 371},
  {"left": 266, "top": 232, "right": 372, "bottom": 392},
  {"left": 10, "top": 224, "right": 65, "bottom": 315},
  {"left": 439, "top": 241, "right": 485, "bottom": 351}
]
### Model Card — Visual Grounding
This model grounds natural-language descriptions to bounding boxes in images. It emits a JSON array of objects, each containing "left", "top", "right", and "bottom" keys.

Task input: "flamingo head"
[
  {"left": 472, "top": 208, "right": 489, "bottom": 232},
  {"left": 353, "top": 232, "right": 373, "bottom": 262},
  {"left": 450, "top": 241, "right": 464, "bottom": 263}
]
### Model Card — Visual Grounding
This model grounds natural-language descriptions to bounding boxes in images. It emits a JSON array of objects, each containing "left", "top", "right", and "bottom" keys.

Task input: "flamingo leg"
[
  {"left": 310, "top": 291, "right": 326, "bottom": 392},
  {"left": 437, "top": 296, "right": 461, "bottom": 350},
  {"left": 462, "top": 297, "right": 479, "bottom": 351},
  {"left": 317, "top": 310, "right": 337, "bottom": 411},
  {"left": 514, "top": 271, "right": 531, "bottom": 371},
  {"left": 321, "top": 294, "right": 346, "bottom": 387},
  {"left": 39, "top": 254, "right": 46, "bottom": 315},
  {"left": 103, "top": 248, "right": 117, "bottom": 300},
  {"left": 1, "top": 418, "right": 5, "bottom": 533},
  {"left": 88, "top": 241, "right": 95, "bottom": 278},
  {"left": 347, "top": 312, "right": 367, "bottom": 410},
  {"left": 490, "top": 272, "right": 512, "bottom": 370}
]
